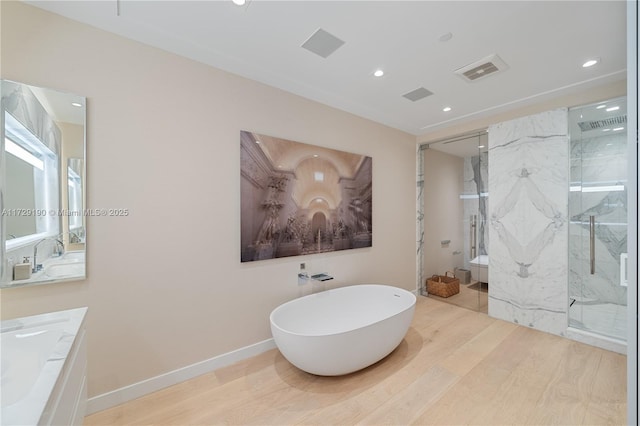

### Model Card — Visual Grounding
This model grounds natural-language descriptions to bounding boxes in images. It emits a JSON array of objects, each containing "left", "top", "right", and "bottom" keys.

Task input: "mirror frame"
[{"left": 1, "top": 79, "right": 86, "bottom": 288}]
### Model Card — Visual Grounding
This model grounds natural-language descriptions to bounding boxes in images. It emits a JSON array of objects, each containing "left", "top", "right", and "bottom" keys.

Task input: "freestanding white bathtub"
[{"left": 270, "top": 284, "right": 416, "bottom": 376}]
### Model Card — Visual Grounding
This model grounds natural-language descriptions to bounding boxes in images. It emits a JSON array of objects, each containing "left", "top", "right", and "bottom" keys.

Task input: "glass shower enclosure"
[
  {"left": 420, "top": 132, "right": 488, "bottom": 313},
  {"left": 568, "top": 96, "right": 628, "bottom": 341}
]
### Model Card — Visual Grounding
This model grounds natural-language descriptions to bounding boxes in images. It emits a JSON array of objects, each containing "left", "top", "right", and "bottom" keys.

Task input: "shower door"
[
  {"left": 421, "top": 132, "right": 488, "bottom": 313},
  {"left": 465, "top": 134, "right": 489, "bottom": 313},
  {"left": 568, "top": 97, "right": 627, "bottom": 341}
]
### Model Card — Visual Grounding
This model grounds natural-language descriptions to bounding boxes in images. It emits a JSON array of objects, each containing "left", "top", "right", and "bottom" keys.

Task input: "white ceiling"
[{"left": 25, "top": 0, "right": 628, "bottom": 136}]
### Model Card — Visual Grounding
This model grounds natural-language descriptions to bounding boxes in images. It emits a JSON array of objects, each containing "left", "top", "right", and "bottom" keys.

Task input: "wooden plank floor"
[{"left": 84, "top": 296, "right": 627, "bottom": 425}]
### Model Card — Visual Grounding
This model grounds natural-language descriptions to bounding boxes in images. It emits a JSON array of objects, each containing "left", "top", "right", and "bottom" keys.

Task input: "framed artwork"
[{"left": 241, "top": 131, "right": 372, "bottom": 262}]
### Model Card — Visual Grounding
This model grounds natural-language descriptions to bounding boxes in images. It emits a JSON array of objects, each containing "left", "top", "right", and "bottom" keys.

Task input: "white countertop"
[
  {"left": 1, "top": 307, "right": 87, "bottom": 425},
  {"left": 4, "top": 251, "right": 85, "bottom": 288}
]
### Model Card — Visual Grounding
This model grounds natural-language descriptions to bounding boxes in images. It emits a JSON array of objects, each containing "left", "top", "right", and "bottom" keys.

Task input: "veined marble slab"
[
  {"left": 463, "top": 152, "right": 489, "bottom": 268},
  {"left": 488, "top": 109, "right": 569, "bottom": 336}
]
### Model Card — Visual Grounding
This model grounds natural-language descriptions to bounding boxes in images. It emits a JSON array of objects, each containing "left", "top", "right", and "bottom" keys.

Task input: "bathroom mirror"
[{"left": 1, "top": 80, "right": 86, "bottom": 287}]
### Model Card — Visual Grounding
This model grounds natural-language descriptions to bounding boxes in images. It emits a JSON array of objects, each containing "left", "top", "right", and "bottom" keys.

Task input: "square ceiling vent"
[
  {"left": 301, "top": 28, "right": 345, "bottom": 58},
  {"left": 402, "top": 87, "right": 434, "bottom": 102},
  {"left": 454, "top": 54, "right": 509, "bottom": 82}
]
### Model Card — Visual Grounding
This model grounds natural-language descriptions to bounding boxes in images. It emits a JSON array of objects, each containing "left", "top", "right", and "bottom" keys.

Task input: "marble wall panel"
[{"left": 488, "top": 109, "right": 569, "bottom": 335}]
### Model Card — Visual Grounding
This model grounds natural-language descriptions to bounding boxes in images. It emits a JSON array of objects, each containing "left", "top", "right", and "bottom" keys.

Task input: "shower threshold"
[{"left": 565, "top": 326, "right": 627, "bottom": 354}]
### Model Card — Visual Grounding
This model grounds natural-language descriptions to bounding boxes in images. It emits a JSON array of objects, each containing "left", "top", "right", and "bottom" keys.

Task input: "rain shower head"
[{"left": 578, "top": 115, "right": 627, "bottom": 131}]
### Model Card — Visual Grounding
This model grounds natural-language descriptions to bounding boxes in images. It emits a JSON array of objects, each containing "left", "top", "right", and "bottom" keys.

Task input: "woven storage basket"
[{"left": 426, "top": 271, "right": 460, "bottom": 298}]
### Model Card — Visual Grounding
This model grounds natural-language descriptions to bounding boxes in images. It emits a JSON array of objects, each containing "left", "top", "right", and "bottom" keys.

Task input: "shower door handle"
[
  {"left": 589, "top": 215, "right": 595, "bottom": 275},
  {"left": 470, "top": 215, "right": 477, "bottom": 259}
]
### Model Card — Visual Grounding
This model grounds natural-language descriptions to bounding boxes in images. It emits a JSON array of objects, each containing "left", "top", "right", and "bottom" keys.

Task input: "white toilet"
[{"left": 470, "top": 255, "right": 489, "bottom": 283}]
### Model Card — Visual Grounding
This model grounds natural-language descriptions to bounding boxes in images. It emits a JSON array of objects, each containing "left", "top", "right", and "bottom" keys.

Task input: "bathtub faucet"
[
  {"left": 298, "top": 263, "right": 310, "bottom": 285},
  {"left": 311, "top": 273, "right": 333, "bottom": 282},
  {"left": 298, "top": 271, "right": 309, "bottom": 285}
]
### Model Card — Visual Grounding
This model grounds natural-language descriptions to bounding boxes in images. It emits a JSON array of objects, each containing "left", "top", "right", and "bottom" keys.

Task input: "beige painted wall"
[
  {"left": 422, "top": 149, "right": 464, "bottom": 280},
  {"left": 0, "top": 2, "right": 416, "bottom": 398}
]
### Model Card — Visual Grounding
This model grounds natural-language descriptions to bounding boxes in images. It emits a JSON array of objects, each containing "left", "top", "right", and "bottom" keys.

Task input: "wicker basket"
[{"left": 426, "top": 271, "right": 460, "bottom": 298}]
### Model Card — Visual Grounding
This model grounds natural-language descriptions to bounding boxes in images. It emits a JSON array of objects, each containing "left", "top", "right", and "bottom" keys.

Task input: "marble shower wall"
[
  {"left": 488, "top": 109, "right": 569, "bottom": 336},
  {"left": 569, "top": 132, "right": 628, "bottom": 307},
  {"left": 463, "top": 151, "right": 489, "bottom": 268}
]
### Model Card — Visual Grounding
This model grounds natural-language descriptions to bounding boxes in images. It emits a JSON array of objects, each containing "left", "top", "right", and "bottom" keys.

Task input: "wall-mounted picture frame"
[{"left": 240, "top": 131, "right": 372, "bottom": 262}]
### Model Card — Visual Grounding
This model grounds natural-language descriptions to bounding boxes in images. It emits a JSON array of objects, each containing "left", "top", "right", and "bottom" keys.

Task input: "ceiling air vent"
[
  {"left": 402, "top": 87, "right": 434, "bottom": 102},
  {"left": 301, "top": 28, "right": 345, "bottom": 58},
  {"left": 578, "top": 115, "right": 627, "bottom": 131},
  {"left": 454, "top": 54, "right": 508, "bottom": 82}
]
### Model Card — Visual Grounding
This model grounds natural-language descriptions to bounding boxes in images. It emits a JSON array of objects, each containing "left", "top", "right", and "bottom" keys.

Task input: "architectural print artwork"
[{"left": 241, "top": 131, "right": 372, "bottom": 262}]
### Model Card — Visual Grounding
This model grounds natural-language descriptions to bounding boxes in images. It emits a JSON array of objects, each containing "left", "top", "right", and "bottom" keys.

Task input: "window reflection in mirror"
[
  {"left": 1, "top": 80, "right": 86, "bottom": 287},
  {"left": 5, "top": 112, "right": 60, "bottom": 240},
  {"left": 67, "top": 160, "right": 83, "bottom": 231}
]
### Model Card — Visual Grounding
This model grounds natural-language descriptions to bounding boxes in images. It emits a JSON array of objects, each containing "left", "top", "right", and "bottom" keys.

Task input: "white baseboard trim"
[{"left": 86, "top": 338, "right": 277, "bottom": 415}]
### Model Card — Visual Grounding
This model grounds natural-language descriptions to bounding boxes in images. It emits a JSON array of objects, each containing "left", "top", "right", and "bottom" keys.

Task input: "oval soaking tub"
[{"left": 270, "top": 284, "right": 416, "bottom": 376}]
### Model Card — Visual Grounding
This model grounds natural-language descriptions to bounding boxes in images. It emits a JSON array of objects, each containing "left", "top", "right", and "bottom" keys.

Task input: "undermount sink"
[
  {"left": 44, "top": 263, "right": 85, "bottom": 279},
  {"left": 59, "top": 251, "right": 85, "bottom": 262}
]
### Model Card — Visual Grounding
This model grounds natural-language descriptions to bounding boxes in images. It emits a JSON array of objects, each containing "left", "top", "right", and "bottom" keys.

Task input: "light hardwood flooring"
[
  {"left": 426, "top": 280, "right": 488, "bottom": 314},
  {"left": 85, "top": 296, "right": 626, "bottom": 425}
]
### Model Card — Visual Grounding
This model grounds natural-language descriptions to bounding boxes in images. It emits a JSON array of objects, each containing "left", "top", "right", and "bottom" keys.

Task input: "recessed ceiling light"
[
  {"left": 582, "top": 58, "right": 599, "bottom": 68},
  {"left": 602, "top": 128, "right": 611, "bottom": 132},
  {"left": 613, "top": 127, "right": 625, "bottom": 131},
  {"left": 596, "top": 104, "right": 607, "bottom": 109},
  {"left": 232, "top": 0, "right": 246, "bottom": 5},
  {"left": 478, "top": 145, "right": 485, "bottom": 149},
  {"left": 443, "top": 106, "right": 452, "bottom": 112},
  {"left": 606, "top": 106, "right": 620, "bottom": 112},
  {"left": 71, "top": 102, "right": 82, "bottom": 107},
  {"left": 255, "top": 140, "right": 260, "bottom": 144},
  {"left": 373, "top": 69, "right": 384, "bottom": 77},
  {"left": 313, "top": 154, "right": 319, "bottom": 158},
  {"left": 438, "top": 32, "right": 453, "bottom": 42}
]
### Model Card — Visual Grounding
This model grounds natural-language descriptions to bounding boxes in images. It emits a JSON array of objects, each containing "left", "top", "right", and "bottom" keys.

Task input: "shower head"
[{"left": 578, "top": 115, "right": 627, "bottom": 131}]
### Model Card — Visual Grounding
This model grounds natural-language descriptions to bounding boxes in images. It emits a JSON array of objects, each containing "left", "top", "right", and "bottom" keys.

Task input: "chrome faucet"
[
  {"left": 32, "top": 239, "right": 47, "bottom": 273},
  {"left": 53, "top": 239, "right": 64, "bottom": 257},
  {"left": 57, "top": 231, "right": 81, "bottom": 244},
  {"left": 32, "top": 237, "right": 65, "bottom": 273}
]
